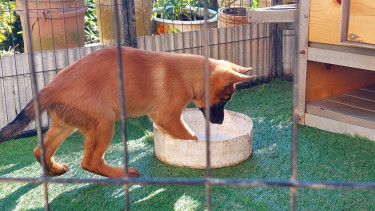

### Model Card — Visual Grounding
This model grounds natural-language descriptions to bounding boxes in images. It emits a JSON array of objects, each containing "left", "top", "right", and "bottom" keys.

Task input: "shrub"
[{"left": 0, "top": 0, "right": 23, "bottom": 54}]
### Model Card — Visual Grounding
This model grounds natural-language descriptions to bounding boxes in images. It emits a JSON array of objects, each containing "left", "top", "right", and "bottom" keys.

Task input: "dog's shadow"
[{"left": 0, "top": 132, "right": 85, "bottom": 177}]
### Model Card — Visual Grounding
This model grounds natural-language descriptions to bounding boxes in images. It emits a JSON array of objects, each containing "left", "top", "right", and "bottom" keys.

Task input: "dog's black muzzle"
[{"left": 199, "top": 98, "right": 229, "bottom": 124}]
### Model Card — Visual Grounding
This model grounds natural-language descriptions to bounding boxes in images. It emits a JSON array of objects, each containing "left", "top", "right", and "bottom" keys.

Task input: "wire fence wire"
[
  {"left": 2, "top": 0, "right": 375, "bottom": 210},
  {"left": 19, "top": 0, "right": 50, "bottom": 209}
]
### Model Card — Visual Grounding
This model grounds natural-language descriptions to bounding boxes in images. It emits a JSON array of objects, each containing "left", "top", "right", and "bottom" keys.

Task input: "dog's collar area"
[{"left": 219, "top": 97, "right": 231, "bottom": 104}]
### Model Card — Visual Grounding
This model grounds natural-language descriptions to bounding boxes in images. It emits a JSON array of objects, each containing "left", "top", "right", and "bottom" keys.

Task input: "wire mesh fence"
[{"left": 1, "top": 0, "right": 375, "bottom": 210}]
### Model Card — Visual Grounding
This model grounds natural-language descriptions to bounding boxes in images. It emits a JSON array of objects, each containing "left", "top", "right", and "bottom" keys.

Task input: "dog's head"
[{"left": 193, "top": 60, "right": 256, "bottom": 124}]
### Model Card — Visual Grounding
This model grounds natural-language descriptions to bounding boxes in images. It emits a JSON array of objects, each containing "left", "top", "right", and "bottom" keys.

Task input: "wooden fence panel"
[
  {"left": 0, "top": 24, "right": 273, "bottom": 129},
  {"left": 283, "top": 29, "right": 296, "bottom": 80}
]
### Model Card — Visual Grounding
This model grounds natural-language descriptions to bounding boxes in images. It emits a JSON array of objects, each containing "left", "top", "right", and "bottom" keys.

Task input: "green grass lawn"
[{"left": 1, "top": 79, "right": 375, "bottom": 210}]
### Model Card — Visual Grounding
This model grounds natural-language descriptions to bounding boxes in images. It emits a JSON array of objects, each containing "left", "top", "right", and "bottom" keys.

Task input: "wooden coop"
[{"left": 297, "top": 0, "right": 375, "bottom": 141}]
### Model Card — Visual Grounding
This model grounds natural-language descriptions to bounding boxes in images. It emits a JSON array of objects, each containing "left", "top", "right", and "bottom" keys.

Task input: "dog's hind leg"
[
  {"left": 34, "top": 118, "right": 76, "bottom": 176},
  {"left": 80, "top": 118, "right": 140, "bottom": 178}
]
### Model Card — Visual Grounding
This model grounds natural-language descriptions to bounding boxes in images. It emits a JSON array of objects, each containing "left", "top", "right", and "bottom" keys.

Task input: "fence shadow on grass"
[
  {"left": 0, "top": 138, "right": 39, "bottom": 177},
  {"left": 0, "top": 183, "right": 40, "bottom": 210},
  {"left": 47, "top": 182, "right": 206, "bottom": 210}
]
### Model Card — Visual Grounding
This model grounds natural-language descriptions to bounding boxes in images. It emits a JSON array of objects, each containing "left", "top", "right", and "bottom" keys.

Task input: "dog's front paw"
[
  {"left": 48, "top": 162, "right": 69, "bottom": 176},
  {"left": 128, "top": 167, "right": 140, "bottom": 177}
]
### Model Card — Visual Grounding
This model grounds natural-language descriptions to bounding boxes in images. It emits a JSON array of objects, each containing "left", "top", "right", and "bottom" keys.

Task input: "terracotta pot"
[
  {"left": 95, "top": 0, "right": 153, "bottom": 45},
  {"left": 217, "top": 0, "right": 251, "bottom": 8},
  {"left": 16, "top": 0, "right": 86, "bottom": 52},
  {"left": 153, "top": 7, "right": 218, "bottom": 35},
  {"left": 218, "top": 7, "right": 248, "bottom": 27},
  {"left": 218, "top": 0, "right": 273, "bottom": 9}
]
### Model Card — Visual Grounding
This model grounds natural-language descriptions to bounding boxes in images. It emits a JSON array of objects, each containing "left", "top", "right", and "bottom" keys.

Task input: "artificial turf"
[{"left": 0, "top": 79, "right": 374, "bottom": 210}]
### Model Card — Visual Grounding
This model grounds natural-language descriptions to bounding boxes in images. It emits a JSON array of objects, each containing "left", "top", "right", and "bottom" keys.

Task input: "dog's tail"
[{"left": 0, "top": 98, "right": 46, "bottom": 143}]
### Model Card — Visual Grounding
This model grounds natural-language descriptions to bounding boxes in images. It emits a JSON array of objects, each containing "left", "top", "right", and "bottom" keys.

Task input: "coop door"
[{"left": 340, "top": 0, "right": 375, "bottom": 48}]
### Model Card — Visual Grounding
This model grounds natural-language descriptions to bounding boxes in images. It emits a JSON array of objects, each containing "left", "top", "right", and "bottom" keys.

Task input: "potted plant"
[
  {"left": 218, "top": 0, "right": 251, "bottom": 8},
  {"left": 153, "top": 0, "right": 218, "bottom": 34},
  {"left": 16, "top": 0, "right": 87, "bottom": 52}
]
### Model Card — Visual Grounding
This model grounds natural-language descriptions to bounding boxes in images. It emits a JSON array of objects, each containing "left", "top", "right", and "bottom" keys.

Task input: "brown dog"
[{"left": 0, "top": 46, "right": 256, "bottom": 178}]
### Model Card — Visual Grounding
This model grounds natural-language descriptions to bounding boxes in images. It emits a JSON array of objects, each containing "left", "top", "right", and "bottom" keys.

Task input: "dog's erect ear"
[
  {"left": 238, "top": 67, "right": 252, "bottom": 74},
  {"left": 225, "top": 70, "right": 257, "bottom": 84},
  {"left": 224, "top": 61, "right": 253, "bottom": 74},
  {"left": 234, "top": 66, "right": 252, "bottom": 75}
]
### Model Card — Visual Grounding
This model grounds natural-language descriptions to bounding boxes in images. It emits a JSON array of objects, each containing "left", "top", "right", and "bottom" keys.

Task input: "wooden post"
[
  {"left": 270, "top": 0, "right": 285, "bottom": 78},
  {"left": 270, "top": 23, "right": 283, "bottom": 78},
  {"left": 295, "top": 0, "right": 311, "bottom": 124},
  {"left": 272, "top": 0, "right": 283, "bottom": 5},
  {"left": 121, "top": 0, "right": 137, "bottom": 48}
]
